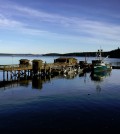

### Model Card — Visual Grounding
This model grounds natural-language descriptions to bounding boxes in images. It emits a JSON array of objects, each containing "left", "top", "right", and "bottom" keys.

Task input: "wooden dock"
[
  {"left": 0, "top": 64, "right": 32, "bottom": 71},
  {"left": 0, "top": 64, "right": 32, "bottom": 81},
  {"left": 112, "top": 66, "right": 120, "bottom": 69},
  {"left": 1, "top": 57, "right": 119, "bottom": 82},
  {"left": 0, "top": 62, "right": 81, "bottom": 81}
]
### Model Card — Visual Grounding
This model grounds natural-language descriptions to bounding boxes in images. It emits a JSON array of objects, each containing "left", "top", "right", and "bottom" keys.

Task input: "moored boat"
[{"left": 92, "top": 49, "right": 112, "bottom": 73}]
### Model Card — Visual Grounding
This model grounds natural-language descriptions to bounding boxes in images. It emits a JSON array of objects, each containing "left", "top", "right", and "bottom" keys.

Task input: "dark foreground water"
[{"left": 0, "top": 56, "right": 120, "bottom": 134}]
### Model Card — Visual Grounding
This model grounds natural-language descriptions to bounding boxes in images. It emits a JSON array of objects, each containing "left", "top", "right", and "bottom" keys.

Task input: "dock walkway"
[
  {"left": 0, "top": 64, "right": 32, "bottom": 71},
  {"left": 0, "top": 64, "right": 32, "bottom": 81}
]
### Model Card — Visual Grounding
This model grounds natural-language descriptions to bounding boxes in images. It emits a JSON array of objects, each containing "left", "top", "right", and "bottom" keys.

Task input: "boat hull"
[{"left": 93, "top": 64, "right": 112, "bottom": 73}]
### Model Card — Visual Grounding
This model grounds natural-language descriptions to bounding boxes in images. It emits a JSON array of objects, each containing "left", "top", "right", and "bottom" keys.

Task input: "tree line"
[{"left": 43, "top": 48, "right": 120, "bottom": 58}]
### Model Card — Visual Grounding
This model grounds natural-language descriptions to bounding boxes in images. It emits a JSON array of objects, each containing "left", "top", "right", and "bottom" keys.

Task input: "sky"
[{"left": 0, "top": 0, "right": 120, "bottom": 54}]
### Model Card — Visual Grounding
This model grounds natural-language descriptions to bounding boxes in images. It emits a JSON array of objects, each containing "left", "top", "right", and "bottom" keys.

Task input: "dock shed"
[
  {"left": 32, "top": 59, "right": 43, "bottom": 74},
  {"left": 19, "top": 59, "right": 30, "bottom": 66},
  {"left": 54, "top": 57, "right": 77, "bottom": 64}
]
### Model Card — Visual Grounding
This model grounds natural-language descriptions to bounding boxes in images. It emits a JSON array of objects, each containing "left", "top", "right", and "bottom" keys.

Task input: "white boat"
[
  {"left": 63, "top": 65, "right": 75, "bottom": 75},
  {"left": 63, "top": 65, "right": 83, "bottom": 75}
]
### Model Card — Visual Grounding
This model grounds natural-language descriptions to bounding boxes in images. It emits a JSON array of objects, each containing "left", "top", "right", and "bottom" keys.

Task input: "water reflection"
[
  {"left": 63, "top": 72, "right": 78, "bottom": 79},
  {"left": 0, "top": 78, "right": 31, "bottom": 90},
  {"left": 96, "top": 85, "right": 101, "bottom": 92},
  {"left": 90, "top": 71, "right": 111, "bottom": 82},
  {"left": 32, "top": 76, "right": 51, "bottom": 89},
  {"left": 90, "top": 71, "right": 111, "bottom": 92},
  {"left": 79, "top": 72, "right": 85, "bottom": 77},
  {"left": 32, "top": 77, "right": 43, "bottom": 89},
  {"left": 0, "top": 72, "right": 81, "bottom": 90},
  {"left": 0, "top": 70, "right": 112, "bottom": 92}
]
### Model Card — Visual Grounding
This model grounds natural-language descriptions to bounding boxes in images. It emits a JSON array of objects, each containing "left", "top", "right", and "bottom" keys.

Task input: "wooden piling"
[{"left": 3, "top": 70, "right": 5, "bottom": 81}]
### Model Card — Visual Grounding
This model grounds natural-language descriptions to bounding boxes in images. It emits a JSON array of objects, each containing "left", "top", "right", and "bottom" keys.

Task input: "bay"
[{"left": 0, "top": 56, "right": 120, "bottom": 133}]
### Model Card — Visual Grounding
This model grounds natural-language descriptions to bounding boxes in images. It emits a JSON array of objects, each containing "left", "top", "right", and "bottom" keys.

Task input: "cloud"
[
  {"left": 10, "top": 6, "right": 120, "bottom": 39},
  {"left": 0, "top": 13, "right": 24, "bottom": 30},
  {"left": 0, "top": 1, "right": 120, "bottom": 45},
  {"left": 74, "top": 19, "right": 120, "bottom": 41}
]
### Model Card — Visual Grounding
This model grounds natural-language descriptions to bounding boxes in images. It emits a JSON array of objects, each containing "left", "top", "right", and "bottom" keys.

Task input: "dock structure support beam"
[
  {"left": 28, "top": 70, "right": 30, "bottom": 76},
  {"left": 38, "top": 67, "right": 41, "bottom": 76},
  {"left": 30, "top": 69, "right": 32, "bottom": 76},
  {"left": 24, "top": 70, "right": 26, "bottom": 77},
  {"left": 14, "top": 70, "right": 16, "bottom": 80},
  {"left": 7, "top": 71, "right": 8, "bottom": 81},
  {"left": 49, "top": 67, "right": 51, "bottom": 75},
  {"left": 10, "top": 71, "right": 13, "bottom": 80},
  {"left": 3, "top": 70, "right": 5, "bottom": 81},
  {"left": 18, "top": 70, "right": 20, "bottom": 78},
  {"left": 14, "top": 70, "right": 16, "bottom": 76},
  {"left": 44, "top": 67, "right": 46, "bottom": 75}
]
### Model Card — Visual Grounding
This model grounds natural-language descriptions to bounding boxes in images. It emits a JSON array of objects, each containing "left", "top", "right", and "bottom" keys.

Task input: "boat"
[
  {"left": 92, "top": 49, "right": 112, "bottom": 73},
  {"left": 63, "top": 65, "right": 83, "bottom": 75}
]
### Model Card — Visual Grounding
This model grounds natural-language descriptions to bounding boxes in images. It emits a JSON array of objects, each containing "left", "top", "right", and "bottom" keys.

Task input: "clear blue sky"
[{"left": 0, "top": 0, "right": 120, "bottom": 54}]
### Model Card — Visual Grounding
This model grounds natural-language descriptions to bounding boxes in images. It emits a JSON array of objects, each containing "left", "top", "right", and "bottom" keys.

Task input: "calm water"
[{"left": 0, "top": 56, "right": 120, "bottom": 133}]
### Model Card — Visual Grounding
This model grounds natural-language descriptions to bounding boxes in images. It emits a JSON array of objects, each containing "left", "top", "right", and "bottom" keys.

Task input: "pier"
[
  {"left": 0, "top": 64, "right": 32, "bottom": 81},
  {"left": 0, "top": 57, "right": 119, "bottom": 82},
  {"left": 0, "top": 58, "right": 82, "bottom": 81}
]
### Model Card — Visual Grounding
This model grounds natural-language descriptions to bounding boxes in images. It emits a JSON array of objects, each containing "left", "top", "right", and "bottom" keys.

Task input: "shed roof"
[
  {"left": 19, "top": 59, "right": 30, "bottom": 61},
  {"left": 55, "top": 57, "right": 77, "bottom": 60},
  {"left": 32, "top": 59, "right": 43, "bottom": 62}
]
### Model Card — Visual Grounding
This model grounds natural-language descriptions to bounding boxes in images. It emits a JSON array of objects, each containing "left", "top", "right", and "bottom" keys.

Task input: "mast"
[{"left": 98, "top": 49, "right": 103, "bottom": 60}]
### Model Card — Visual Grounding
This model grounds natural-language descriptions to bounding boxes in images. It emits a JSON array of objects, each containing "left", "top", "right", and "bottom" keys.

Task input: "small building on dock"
[
  {"left": 32, "top": 59, "right": 43, "bottom": 74},
  {"left": 54, "top": 57, "right": 77, "bottom": 65},
  {"left": 19, "top": 59, "right": 30, "bottom": 66},
  {"left": 52, "top": 57, "right": 78, "bottom": 75}
]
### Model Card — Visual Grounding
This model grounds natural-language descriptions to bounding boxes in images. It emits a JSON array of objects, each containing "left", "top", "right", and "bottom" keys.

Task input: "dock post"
[
  {"left": 45, "top": 68, "right": 46, "bottom": 75},
  {"left": 49, "top": 67, "right": 51, "bottom": 75},
  {"left": 18, "top": 70, "right": 20, "bottom": 78},
  {"left": 28, "top": 70, "right": 30, "bottom": 76},
  {"left": 30, "top": 70, "right": 32, "bottom": 76},
  {"left": 10, "top": 71, "right": 12, "bottom": 80},
  {"left": 24, "top": 70, "right": 26, "bottom": 77},
  {"left": 14, "top": 70, "right": 16, "bottom": 80},
  {"left": 7, "top": 71, "right": 8, "bottom": 81},
  {"left": 3, "top": 71, "right": 5, "bottom": 81}
]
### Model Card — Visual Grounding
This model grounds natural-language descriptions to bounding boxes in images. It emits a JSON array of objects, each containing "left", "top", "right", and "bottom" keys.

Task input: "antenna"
[{"left": 97, "top": 48, "right": 103, "bottom": 60}]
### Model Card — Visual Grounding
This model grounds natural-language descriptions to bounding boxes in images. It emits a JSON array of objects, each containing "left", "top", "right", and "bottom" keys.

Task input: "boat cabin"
[{"left": 92, "top": 60, "right": 103, "bottom": 65}]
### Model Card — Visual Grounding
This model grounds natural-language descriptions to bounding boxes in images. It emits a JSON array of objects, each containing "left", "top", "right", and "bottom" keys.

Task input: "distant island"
[
  {"left": 43, "top": 48, "right": 120, "bottom": 58},
  {"left": 0, "top": 53, "right": 42, "bottom": 57},
  {"left": 0, "top": 48, "right": 120, "bottom": 58}
]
